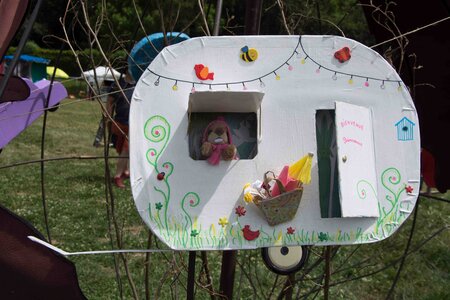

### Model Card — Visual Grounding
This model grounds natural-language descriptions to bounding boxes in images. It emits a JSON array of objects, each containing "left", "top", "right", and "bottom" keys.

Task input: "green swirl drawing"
[
  {"left": 181, "top": 192, "right": 200, "bottom": 230},
  {"left": 144, "top": 115, "right": 171, "bottom": 235},
  {"left": 144, "top": 115, "right": 170, "bottom": 167},
  {"left": 375, "top": 167, "right": 405, "bottom": 236},
  {"left": 381, "top": 168, "right": 403, "bottom": 209},
  {"left": 144, "top": 115, "right": 204, "bottom": 247},
  {"left": 357, "top": 180, "right": 377, "bottom": 200}
]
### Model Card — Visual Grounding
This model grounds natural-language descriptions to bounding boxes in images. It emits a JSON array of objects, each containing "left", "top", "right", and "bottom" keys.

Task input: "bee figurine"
[{"left": 240, "top": 46, "right": 258, "bottom": 62}]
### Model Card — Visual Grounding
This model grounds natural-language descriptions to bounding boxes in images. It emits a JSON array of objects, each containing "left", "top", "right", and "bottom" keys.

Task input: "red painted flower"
[
  {"left": 405, "top": 185, "right": 414, "bottom": 193},
  {"left": 287, "top": 227, "right": 295, "bottom": 235},
  {"left": 235, "top": 205, "right": 246, "bottom": 217}
]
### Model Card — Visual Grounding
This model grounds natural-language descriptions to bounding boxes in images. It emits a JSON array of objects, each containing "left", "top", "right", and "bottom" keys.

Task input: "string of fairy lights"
[{"left": 143, "top": 35, "right": 404, "bottom": 92}]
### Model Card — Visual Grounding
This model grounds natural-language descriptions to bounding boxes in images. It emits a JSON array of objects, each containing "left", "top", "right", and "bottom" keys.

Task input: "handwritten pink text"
[
  {"left": 343, "top": 137, "right": 363, "bottom": 146},
  {"left": 340, "top": 120, "right": 364, "bottom": 130}
]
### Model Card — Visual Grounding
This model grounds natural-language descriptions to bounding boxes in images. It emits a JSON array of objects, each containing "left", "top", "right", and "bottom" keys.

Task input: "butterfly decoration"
[{"left": 334, "top": 47, "right": 351, "bottom": 63}]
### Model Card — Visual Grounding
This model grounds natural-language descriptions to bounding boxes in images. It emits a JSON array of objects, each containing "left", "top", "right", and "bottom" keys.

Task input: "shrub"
[{"left": 6, "top": 46, "right": 126, "bottom": 77}]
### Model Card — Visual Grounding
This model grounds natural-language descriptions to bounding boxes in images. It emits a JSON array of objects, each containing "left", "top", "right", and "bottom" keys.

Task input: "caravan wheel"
[{"left": 261, "top": 246, "right": 309, "bottom": 275}]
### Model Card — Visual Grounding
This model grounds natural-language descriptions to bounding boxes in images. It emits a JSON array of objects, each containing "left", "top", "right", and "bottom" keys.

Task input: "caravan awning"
[{"left": 3, "top": 54, "right": 50, "bottom": 64}]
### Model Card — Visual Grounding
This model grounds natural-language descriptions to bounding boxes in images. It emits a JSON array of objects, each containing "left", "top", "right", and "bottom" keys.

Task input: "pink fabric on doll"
[
  {"left": 207, "top": 144, "right": 230, "bottom": 165},
  {"left": 270, "top": 165, "right": 299, "bottom": 197}
]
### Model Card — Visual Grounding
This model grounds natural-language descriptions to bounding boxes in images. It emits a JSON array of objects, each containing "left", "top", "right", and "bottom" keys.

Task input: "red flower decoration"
[
  {"left": 405, "top": 185, "right": 414, "bottom": 193},
  {"left": 287, "top": 227, "right": 295, "bottom": 235},
  {"left": 235, "top": 205, "right": 246, "bottom": 217}
]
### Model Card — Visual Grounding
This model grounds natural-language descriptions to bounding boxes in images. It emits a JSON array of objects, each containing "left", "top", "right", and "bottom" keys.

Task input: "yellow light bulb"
[
  {"left": 276, "top": 75, "right": 281, "bottom": 80},
  {"left": 301, "top": 58, "right": 306, "bottom": 64},
  {"left": 348, "top": 78, "right": 353, "bottom": 84},
  {"left": 172, "top": 85, "right": 178, "bottom": 91}
]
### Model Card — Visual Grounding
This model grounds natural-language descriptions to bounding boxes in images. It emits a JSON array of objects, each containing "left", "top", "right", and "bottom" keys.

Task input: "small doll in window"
[{"left": 201, "top": 116, "right": 237, "bottom": 165}]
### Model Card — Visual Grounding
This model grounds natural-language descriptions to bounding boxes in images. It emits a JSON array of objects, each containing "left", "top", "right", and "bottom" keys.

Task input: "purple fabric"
[{"left": 0, "top": 78, "right": 67, "bottom": 148}]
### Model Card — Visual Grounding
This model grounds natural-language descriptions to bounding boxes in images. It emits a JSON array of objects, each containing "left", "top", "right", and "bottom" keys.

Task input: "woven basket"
[{"left": 254, "top": 172, "right": 304, "bottom": 226}]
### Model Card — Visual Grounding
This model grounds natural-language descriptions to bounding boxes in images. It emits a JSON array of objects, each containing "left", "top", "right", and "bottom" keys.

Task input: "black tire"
[
  {"left": 261, "top": 245, "right": 309, "bottom": 275},
  {"left": 48, "top": 104, "right": 59, "bottom": 112}
]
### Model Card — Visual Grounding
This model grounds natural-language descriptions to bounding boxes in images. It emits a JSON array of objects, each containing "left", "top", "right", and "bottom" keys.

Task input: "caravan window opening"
[{"left": 187, "top": 91, "right": 264, "bottom": 161}]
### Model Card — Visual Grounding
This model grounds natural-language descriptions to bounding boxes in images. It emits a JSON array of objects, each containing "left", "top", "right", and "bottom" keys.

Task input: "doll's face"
[{"left": 206, "top": 122, "right": 229, "bottom": 144}]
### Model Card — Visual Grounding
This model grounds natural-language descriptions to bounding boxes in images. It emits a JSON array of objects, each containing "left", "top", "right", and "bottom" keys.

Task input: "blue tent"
[
  {"left": 128, "top": 32, "right": 190, "bottom": 82},
  {"left": 3, "top": 54, "right": 50, "bottom": 82}
]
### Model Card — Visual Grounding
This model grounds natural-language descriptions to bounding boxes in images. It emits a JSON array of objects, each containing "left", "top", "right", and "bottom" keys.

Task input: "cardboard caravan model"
[{"left": 130, "top": 35, "right": 420, "bottom": 251}]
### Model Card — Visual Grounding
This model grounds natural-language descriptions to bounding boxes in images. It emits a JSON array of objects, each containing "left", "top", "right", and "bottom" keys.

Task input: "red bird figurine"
[
  {"left": 242, "top": 225, "right": 260, "bottom": 241},
  {"left": 194, "top": 64, "right": 214, "bottom": 81},
  {"left": 334, "top": 47, "right": 351, "bottom": 63}
]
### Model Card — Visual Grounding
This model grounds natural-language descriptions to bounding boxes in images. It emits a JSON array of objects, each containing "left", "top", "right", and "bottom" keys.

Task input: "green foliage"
[
  {"left": 6, "top": 46, "right": 126, "bottom": 77},
  {"left": 62, "top": 78, "right": 87, "bottom": 97},
  {"left": 8, "top": 0, "right": 374, "bottom": 79},
  {"left": 14, "top": 0, "right": 375, "bottom": 53},
  {"left": 22, "top": 41, "right": 41, "bottom": 53}
]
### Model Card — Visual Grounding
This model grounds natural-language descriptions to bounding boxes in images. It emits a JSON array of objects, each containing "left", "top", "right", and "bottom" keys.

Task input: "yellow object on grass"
[
  {"left": 288, "top": 152, "right": 314, "bottom": 184},
  {"left": 274, "top": 230, "right": 283, "bottom": 246},
  {"left": 46, "top": 66, "right": 70, "bottom": 79}
]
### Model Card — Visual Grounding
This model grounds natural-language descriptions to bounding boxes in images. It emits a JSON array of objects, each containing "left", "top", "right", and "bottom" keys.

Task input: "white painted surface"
[
  {"left": 335, "top": 101, "right": 378, "bottom": 217},
  {"left": 130, "top": 35, "right": 420, "bottom": 250}
]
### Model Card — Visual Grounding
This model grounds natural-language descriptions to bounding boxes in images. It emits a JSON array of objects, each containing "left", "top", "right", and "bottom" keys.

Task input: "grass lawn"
[{"left": 0, "top": 96, "right": 448, "bottom": 299}]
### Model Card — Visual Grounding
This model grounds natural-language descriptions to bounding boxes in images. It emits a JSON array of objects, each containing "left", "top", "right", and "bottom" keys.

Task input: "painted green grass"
[{"left": 0, "top": 98, "right": 448, "bottom": 299}]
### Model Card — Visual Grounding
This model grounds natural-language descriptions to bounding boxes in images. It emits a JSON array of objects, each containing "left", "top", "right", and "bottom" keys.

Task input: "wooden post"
[
  {"left": 244, "top": 0, "right": 263, "bottom": 35},
  {"left": 323, "top": 246, "right": 331, "bottom": 300},
  {"left": 187, "top": 251, "right": 196, "bottom": 300},
  {"left": 219, "top": 250, "right": 238, "bottom": 299}
]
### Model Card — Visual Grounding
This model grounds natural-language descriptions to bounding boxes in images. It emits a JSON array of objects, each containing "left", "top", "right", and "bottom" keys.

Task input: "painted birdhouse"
[
  {"left": 129, "top": 36, "right": 420, "bottom": 250},
  {"left": 395, "top": 117, "right": 415, "bottom": 141}
]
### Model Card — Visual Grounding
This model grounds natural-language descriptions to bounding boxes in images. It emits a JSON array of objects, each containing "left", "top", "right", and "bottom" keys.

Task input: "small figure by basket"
[{"left": 244, "top": 153, "right": 313, "bottom": 226}]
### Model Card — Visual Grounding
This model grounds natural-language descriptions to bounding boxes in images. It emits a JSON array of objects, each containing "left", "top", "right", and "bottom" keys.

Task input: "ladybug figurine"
[{"left": 157, "top": 172, "right": 165, "bottom": 181}]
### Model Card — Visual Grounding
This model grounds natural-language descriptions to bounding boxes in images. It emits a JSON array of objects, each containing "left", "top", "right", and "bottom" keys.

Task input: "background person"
[{"left": 106, "top": 67, "right": 135, "bottom": 188}]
